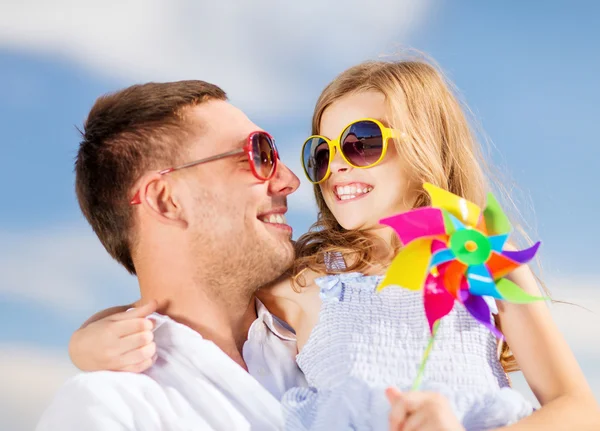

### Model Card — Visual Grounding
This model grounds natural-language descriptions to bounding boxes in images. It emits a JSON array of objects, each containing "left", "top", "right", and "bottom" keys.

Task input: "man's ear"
[{"left": 134, "top": 173, "right": 188, "bottom": 227}]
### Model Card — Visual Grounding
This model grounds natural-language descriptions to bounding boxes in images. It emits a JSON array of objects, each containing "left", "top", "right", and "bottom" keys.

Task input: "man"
[{"left": 37, "top": 81, "right": 306, "bottom": 430}]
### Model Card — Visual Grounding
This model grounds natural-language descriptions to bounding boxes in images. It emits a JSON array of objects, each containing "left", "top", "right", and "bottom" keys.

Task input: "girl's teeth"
[{"left": 335, "top": 185, "right": 373, "bottom": 200}]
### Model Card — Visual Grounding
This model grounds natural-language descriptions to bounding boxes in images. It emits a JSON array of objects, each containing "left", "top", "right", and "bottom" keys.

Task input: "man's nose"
[{"left": 268, "top": 160, "right": 300, "bottom": 196}]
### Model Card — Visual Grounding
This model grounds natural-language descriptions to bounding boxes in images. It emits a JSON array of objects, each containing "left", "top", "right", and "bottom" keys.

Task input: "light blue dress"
[{"left": 281, "top": 255, "right": 533, "bottom": 430}]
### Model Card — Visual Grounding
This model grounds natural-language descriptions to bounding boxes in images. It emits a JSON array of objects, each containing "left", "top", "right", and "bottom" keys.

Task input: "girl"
[{"left": 69, "top": 58, "right": 599, "bottom": 430}]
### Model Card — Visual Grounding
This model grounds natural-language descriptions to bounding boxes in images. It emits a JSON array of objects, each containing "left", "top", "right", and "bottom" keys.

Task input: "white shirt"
[
  {"left": 37, "top": 299, "right": 306, "bottom": 430},
  {"left": 245, "top": 299, "right": 306, "bottom": 399}
]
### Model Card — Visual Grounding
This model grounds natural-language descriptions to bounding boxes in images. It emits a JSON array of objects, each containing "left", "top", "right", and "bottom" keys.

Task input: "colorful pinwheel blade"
[
  {"left": 431, "top": 239, "right": 448, "bottom": 254},
  {"left": 446, "top": 211, "right": 467, "bottom": 231},
  {"left": 380, "top": 207, "right": 446, "bottom": 245},
  {"left": 466, "top": 264, "right": 503, "bottom": 299},
  {"left": 489, "top": 234, "right": 509, "bottom": 252},
  {"left": 495, "top": 278, "right": 546, "bottom": 303},
  {"left": 476, "top": 215, "right": 488, "bottom": 235},
  {"left": 441, "top": 260, "right": 467, "bottom": 298},
  {"left": 462, "top": 293, "right": 504, "bottom": 339},
  {"left": 502, "top": 241, "right": 541, "bottom": 265},
  {"left": 378, "top": 238, "right": 433, "bottom": 292},
  {"left": 423, "top": 182, "right": 481, "bottom": 226},
  {"left": 483, "top": 192, "right": 512, "bottom": 235},
  {"left": 458, "top": 276, "right": 470, "bottom": 303},
  {"left": 424, "top": 273, "right": 455, "bottom": 333},
  {"left": 441, "top": 210, "right": 457, "bottom": 235},
  {"left": 486, "top": 251, "right": 521, "bottom": 280},
  {"left": 430, "top": 248, "right": 456, "bottom": 268}
]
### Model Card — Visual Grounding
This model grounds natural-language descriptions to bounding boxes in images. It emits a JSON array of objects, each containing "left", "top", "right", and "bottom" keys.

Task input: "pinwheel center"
[
  {"left": 449, "top": 229, "right": 492, "bottom": 266},
  {"left": 465, "top": 240, "right": 477, "bottom": 252}
]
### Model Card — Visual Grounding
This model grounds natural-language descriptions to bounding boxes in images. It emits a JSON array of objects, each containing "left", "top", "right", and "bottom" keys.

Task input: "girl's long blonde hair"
[{"left": 293, "top": 57, "right": 535, "bottom": 373}]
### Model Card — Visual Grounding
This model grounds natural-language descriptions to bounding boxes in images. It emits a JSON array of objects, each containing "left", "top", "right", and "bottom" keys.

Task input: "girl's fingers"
[
  {"left": 118, "top": 342, "right": 157, "bottom": 367},
  {"left": 118, "top": 329, "right": 155, "bottom": 353},
  {"left": 119, "top": 356, "right": 156, "bottom": 374},
  {"left": 112, "top": 300, "right": 158, "bottom": 321}
]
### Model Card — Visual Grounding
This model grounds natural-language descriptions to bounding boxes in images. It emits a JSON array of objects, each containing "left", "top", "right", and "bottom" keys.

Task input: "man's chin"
[
  {"left": 262, "top": 241, "right": 294, "bottom": 277},
  {"left": 274, "top": 241, "right": 295, "bottom": 267}
]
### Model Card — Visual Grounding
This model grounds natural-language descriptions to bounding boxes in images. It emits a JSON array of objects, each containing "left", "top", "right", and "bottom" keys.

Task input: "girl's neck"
[
  {"left": 344, "top": 226, "right": 397, "bottom": 276},
  {"left": 367, "top": 225, "right": 397, "bottom": 255}
]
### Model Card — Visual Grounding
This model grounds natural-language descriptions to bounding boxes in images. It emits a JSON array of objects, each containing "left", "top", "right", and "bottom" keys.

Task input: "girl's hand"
[
  {"left": 69, "top": 301, "right": 158, "bottom": 373},
  {"left": 386, "top": 387, "right": 465, "bottom": 431}
]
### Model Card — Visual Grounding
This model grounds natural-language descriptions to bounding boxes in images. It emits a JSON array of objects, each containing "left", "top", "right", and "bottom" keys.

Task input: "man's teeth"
[
  {"left": 336, "top": 185, "right": 373, "bottom": 201},
  {"left": 261, "top": 214, "right": 287, "bottom": 224}
]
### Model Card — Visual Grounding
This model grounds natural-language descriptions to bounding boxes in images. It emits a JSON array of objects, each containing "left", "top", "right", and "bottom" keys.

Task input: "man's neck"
[{"left": 138, "top": 272, "right": 257, "bottom": 371}]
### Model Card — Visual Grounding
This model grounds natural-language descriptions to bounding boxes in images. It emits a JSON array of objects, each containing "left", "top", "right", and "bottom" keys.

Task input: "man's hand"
[{"left": 386, "top": 387, "right": 465, "bottom": 431}]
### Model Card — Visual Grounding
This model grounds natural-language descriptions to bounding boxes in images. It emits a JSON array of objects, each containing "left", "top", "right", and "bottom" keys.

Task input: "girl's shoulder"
[
  {"left": 260, "top": 269, "right": 324, "bottom": 299},
  {"left": 256, "top": 269, "right": 325, "bottom": 330}
]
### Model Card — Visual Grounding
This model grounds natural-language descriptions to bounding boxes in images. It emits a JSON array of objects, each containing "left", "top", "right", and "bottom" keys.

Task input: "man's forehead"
[{"left": 188, "top": 100, "right": 261, "bottom": 151}]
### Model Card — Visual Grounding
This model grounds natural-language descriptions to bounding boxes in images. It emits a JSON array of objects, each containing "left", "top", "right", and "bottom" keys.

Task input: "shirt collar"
[
  {"left": 143, "top": 299, "right": 297, "bottom": 343},
  {"left": 255, "top": 298, "right": 297, "bottom": 342}
]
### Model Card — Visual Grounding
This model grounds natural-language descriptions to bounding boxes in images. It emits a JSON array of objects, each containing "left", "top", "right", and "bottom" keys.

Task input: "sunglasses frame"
[
  {"left": 130, "top": 131, "right": 278, "bottom": 205},
  {"left": 301, "top": 117, "right": 402, "bottom": 184}
]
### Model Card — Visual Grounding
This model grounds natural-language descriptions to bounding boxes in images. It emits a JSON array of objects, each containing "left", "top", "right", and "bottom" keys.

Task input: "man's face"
[{"left": 176, "top": 100, "right": 300, "bottom": 293}]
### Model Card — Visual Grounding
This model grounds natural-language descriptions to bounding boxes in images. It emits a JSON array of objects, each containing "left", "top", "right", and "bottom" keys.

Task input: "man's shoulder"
[
  {"left": 36, "top": 371, "right": 162, "bottom": 431},
  {"left": 48, "top": 370, "right": 165, "bottom": 410},
  {"left": 59, "top": 370, "right": 158, "bottom": 394}
]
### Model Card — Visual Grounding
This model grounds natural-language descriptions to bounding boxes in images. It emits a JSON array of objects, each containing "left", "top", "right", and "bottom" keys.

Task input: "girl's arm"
[
  {"left": 494, "top": 264, "right": 600, "bottom": 430},
  {"left": 69, "top": 301, "right": 158, "bottom": 373}
]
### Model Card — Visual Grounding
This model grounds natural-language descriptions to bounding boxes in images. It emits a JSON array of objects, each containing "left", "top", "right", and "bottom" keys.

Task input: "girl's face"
[{"left": 318, "top": 90, "right": 415, "bottom": 233}]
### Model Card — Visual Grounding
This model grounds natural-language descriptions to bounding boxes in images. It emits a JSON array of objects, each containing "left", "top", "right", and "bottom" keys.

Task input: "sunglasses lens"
[
  {"left": 302, "top": 137, "right": 330, "bottom": 183},
  {"left": 252, "top": 132, "right": 276, "bottom": 179},
  {"left": 341, "top": 120, "right": 384, "bottom": 167}
]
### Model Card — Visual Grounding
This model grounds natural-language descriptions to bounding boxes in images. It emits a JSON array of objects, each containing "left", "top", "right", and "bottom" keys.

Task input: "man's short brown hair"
[{"left": 75, "top": 80, "right": 227, "bottom": 274}]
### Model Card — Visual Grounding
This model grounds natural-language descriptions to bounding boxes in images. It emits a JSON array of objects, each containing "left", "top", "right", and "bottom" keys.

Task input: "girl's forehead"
[{"left": 320, "top": 91, "right": 388, "bottom": 136}]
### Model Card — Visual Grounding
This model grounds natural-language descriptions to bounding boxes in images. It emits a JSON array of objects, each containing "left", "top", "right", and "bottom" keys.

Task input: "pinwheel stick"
[{"left": 412, "top": 320, "right": 440, "bottom": 390}]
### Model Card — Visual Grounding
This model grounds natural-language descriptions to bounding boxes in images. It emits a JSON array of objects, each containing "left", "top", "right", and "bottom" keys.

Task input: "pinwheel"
[{"left": 377, "top": 183, "right": 546, "bottom": 388}]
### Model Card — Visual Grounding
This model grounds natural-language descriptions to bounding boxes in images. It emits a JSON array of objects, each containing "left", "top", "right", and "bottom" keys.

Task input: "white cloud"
[
  {"left": 0, "top": 227, "right": 138, "bottom": 312},
  {"left": 511, "top": 279, "right": 600, "bottom": 407},
  {"left": 0, "top": 344, "right": 78, "bottom": 431},
  {"left": 0, "top": 0, "right": 431, "bottom": 117},
  {"left": 545, "top": 279, "right": 600, "bottom": 357}
]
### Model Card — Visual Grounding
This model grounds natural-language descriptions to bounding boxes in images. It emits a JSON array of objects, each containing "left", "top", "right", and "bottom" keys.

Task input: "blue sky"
[{"left": 1, "top": 1, "right": 599, "bottom": 429}]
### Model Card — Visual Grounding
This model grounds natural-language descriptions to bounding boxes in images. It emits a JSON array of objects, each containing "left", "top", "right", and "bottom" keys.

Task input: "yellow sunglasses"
[{"left": 301, "top": 118, "right": 403, "bottom": 184}]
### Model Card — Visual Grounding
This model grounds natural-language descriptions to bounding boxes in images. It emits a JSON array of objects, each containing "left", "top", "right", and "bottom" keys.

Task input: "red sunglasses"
[{"left": 130, "top": 131, "right": 279, "bottom": 205}]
